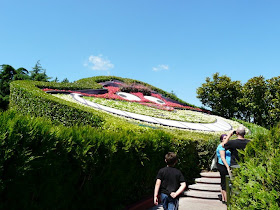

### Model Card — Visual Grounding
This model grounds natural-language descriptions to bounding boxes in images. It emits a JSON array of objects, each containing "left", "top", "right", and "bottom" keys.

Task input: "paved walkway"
[
  {"left": 150, "top": 197, "right": 226, "bottom": 210},
  {"left": 71, "top": 93, "right": 232, "bottom": 132},
  {"left": 148, "top": 172, "right": 226, "bottom": 210}
]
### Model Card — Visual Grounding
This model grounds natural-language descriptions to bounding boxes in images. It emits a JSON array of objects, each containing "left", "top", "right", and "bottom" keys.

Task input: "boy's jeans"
[{"left": 161, "top": 193, "right": 179, "bottom": 210}]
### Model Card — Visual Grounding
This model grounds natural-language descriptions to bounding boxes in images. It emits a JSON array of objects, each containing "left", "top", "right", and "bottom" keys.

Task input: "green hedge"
[
  {"left": 0, "top": 110, "right": 200, "bottom": 209},
  {"left": 230, "top": 124, "right": 280, "bottom": 209},
  {"left": 9, "top": 80, "right": 104, "bottom": 127},
  {"left": 8, "top": 79, "right": 224, "bottom": 171},
  {"left": 9, "top": 80, "right": 262, "bottom": 173}
]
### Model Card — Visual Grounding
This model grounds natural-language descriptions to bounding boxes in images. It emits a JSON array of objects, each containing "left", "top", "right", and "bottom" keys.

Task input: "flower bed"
[
  {"left": 43, "top": 85, "right": 207, "bottom": 113},
  {"left": 53, "top": 94, "right": 216, "bottom": 123}
]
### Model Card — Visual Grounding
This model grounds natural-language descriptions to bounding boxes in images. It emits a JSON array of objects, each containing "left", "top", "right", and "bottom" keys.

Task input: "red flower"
[{"left": 41, "top": 86, "right": 209, "bottom": 113}]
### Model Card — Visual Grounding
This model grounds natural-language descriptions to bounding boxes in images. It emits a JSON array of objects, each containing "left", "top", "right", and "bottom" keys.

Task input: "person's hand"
[
  {"left": 154, "top": 196, "right": 158, "bottom": 205},
  {"left": 170, "top": 192, "right": 177, "bottom": 198},
  {"left": 227, "top": 167, "right": 233, "bottom": 178},
  {"left": 230, "top": 130, "right": 236, "bottom": 136}
]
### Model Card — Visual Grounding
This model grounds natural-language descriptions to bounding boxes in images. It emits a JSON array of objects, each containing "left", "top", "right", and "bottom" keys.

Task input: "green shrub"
[
  {"left": 0, "top": 110, "right": 200, "bottom": 209},
  {"left": 9, "top": 80, "right": 104, "bottom": 127},
  {"left": 230, "top": 124, "right": 280, "bottom": 209}
]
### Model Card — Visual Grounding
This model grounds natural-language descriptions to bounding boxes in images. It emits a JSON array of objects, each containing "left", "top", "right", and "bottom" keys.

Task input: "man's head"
[
  {"left": 165, "top": 152, "right": 178, "bottom": 166},
  {"left": 236, "top": 126, "right": 246, "bottom": 137}
]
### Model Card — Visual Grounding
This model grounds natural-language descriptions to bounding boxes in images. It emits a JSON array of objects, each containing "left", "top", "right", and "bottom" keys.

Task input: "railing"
[{"left": 225, "top": 175, "right": 232, "bottom": 210}]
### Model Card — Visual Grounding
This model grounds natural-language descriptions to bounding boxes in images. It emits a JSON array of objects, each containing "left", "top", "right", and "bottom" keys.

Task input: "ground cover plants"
[
  {"left": 85, "top": 96, "right": 215, "bottom": 122},
  {"left": 74, "top": 76, "right": 199, "bottom": 108},
  {"left": 54, "top": 94, "right": 216, "bottom": 123},
  {"left": 43, "top": 82, "right": 208, "bottom": 113},
  {"left": 80, "top": 85, "right": 202, "bottom": 111}
]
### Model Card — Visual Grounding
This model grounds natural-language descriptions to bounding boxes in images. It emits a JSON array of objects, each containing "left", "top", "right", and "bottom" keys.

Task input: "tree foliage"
[
  {"left": 61, "top": 78, "right": 69, "bottom": 83},
  {"left": 240, "top": 76, "right": 268, "bottom": 126},
  {"left": 266, "top": 76, "right": 280, "bottom": 127},
  {"left": 0, "top": 61, "right": 53, "bottom": 110},
  {"left": 30, "top": 61, "right": 51, "bottom": 82},
  {"left": 196, "top": 73, "right": 242, "bottom": 119},
  {"left": 0, "top": 65, "right": 29, "bottom": 110},
  {"left": 197, "top": 73, "right": 280, "bottom": 128}
]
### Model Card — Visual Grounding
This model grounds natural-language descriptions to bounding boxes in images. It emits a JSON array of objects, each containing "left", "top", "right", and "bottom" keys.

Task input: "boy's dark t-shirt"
[
  {"left": 156, "top": 166, "right": 185, "bottom": 195},
  {"left": 224, "top": 139, "right": 250, "bottom": 165}
]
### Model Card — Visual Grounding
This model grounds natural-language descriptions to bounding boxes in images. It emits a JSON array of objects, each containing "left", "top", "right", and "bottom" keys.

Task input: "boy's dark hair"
[{"left": 165, "top": 152, "right": 178, "bottom": 166}]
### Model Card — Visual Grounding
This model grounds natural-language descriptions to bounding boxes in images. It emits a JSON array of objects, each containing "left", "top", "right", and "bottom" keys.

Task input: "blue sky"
[{"left": 1, "top": 0, "right": 280, "bottom": 107}]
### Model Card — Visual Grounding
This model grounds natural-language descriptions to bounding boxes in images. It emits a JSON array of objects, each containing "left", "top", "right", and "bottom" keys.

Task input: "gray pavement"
[
  {"left": 149, "top": 197, "right": 226, "bottom": 210},
  {"left": 179, "top": 197, "right": 226, "bottom": 210},
  {"left": 149, "top": 171, "right": 227, "bottom": 210}
]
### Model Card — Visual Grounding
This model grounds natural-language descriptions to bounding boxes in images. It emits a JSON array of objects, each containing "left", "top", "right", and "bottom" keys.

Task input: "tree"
[
  {"left": 52, "top": 77, "right": 59, "bottom": 82},
  {"left": 266, "top": 76, "right": 280, "bottom": 127},
  {"left": 13, "top": 67, "right": 30, "bottom": 80},
  {"left": 61, "top": 78, "right": 69, "bottom": 83},
  {"left": 196, "top": 73, "right": 242, "bottom": 119},
  {"left": 170, "top": 90, "right": 177, "bottom": 97},
  {"left": 30, "top": 61, "right": 51, "bottom": 82},
  {"left": 240, "top": 76, "right": 268, "bottom": 126},
  {"left": 0, "top": 65, "right": 30, "bottom": 110}
]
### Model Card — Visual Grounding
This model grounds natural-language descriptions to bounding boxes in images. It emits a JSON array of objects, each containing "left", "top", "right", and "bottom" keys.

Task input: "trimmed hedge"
[
  {"left": 0, "top": 110, "right": 200, "bottom": 209},
  {"left": 9, "top": 80, "right": 104, "bottom": 127},
  {"left": 230, "top": 124, "right": 280, "bottom": 209}
]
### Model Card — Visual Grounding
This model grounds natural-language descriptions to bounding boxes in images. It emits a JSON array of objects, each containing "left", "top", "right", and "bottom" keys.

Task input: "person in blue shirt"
[{"left": 216, "top": 134, "right": 231, "bottom": 204}]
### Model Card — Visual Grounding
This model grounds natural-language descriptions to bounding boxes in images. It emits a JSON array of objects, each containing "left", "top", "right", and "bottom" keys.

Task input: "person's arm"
[
  {"left": 222, "top": 130, "right": 235, "bottom": 147},
  {"left": 170, "top": 182, "right": 186, "bottom": 198},
  {"left": 220, "top": 150, "right": 230, "bottom": 169},
  {"left": 220, "top": 149, "right": 232, "bottom": 178},
  {"left": 154, "top": 179, "right": 161, "bottom": 205}
]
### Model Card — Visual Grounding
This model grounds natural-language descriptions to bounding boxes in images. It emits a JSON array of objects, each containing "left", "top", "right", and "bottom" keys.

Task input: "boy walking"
[{"left": 154, "top": 152, "right": 186, "bottom": 210}]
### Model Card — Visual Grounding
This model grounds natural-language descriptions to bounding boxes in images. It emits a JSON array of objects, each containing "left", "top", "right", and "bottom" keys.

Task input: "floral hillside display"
[{"left": 42, "top": 80, "right": 209, "bottom": 113}]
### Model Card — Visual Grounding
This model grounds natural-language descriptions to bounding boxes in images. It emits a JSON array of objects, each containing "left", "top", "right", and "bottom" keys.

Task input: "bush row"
[
  {"left": 0, "top": 110, "right": 200, "bottom": 209},
  {"left": 36, "top": 81, "right": 103, "bottom": 90},
  {"left": 230, "top": 124, "right": 279, "bottom": 209},
  {"left": 9, "top": 80, "right": 104, "bottom": 127}
]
